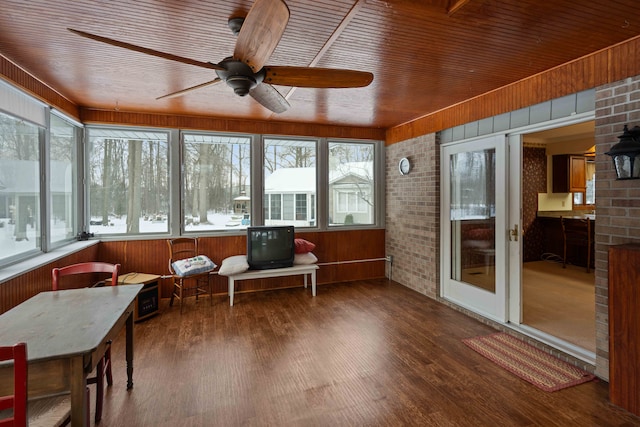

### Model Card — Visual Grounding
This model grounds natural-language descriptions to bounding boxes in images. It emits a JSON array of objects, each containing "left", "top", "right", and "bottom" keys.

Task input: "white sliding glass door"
[{"left": 441, "top": 135, "right": 508, "bottom": 322}]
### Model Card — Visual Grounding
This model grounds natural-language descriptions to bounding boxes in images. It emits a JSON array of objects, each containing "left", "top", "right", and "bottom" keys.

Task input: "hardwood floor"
[
  {"left": 523, "top": 261, "right": 595, "bottom": 352},
  {"left": 96, "top": 279, "right": 637, "bottom": 426}
]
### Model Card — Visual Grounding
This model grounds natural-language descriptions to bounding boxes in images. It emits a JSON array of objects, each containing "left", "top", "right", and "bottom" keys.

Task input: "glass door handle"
[{"left": 509, "top": 224, "right": 518, "bottom": 241}]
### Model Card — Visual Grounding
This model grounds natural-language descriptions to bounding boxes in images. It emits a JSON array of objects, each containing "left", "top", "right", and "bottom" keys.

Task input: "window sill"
[{"left": 0, "top": 240, "right": 100, "bottom": 285}]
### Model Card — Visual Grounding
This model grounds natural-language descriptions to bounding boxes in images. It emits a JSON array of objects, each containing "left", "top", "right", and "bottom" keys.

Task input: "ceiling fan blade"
[
  {"left": 156, "top": 79, "right": 222, "bottom": 100},
  {"left": 249, "top": 84, "right": 290, "bottom": 114},
  {"left": 233, "top": 0, "right": 289, "bottom": 72},
  {"left": 264, "top": 66, "right": 373, "bottom": 88},
  {"left": 68, "top": 28, "right": 223, "bottom": 70}
]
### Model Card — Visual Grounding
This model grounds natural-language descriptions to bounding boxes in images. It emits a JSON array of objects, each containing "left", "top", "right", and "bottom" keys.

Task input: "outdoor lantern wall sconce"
[{"left": 605, "top": 124, "right": 640, "bottom": 180}]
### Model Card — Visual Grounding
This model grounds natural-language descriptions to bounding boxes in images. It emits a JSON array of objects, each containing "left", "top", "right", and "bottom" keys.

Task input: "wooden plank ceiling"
[{"left": 0, "top": 0, "right": 639, "bottom": 130}]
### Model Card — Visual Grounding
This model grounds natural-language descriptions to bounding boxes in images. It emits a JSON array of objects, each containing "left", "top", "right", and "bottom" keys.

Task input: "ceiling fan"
[{"left": 68, "top": 0, "right": 373, "bottom": 114}]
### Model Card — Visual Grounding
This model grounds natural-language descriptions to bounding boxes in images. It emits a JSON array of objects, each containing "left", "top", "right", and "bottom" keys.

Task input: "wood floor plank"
[
  {"left": 523, "top": 260, "right": 595, "bottom": 351},
  {"left": 93, "top": 279, "right": 638, "bottom": 427}
]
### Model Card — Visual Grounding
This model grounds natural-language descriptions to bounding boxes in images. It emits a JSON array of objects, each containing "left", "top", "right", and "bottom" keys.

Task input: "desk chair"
[
  {"left": 167, "top": 238, "right": 214, "bottom": 313},
  {"left": 51, "top": 262, "right": 120, "bottom": 423},
  {"left": 0, "top": 342, "right": 74, "bottom": 427},
  {"left": 561, "top": 217, "right": 592, "bottom": 273}
]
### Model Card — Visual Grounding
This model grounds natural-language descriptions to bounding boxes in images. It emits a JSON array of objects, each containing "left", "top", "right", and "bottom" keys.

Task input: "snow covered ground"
[
  {"left": 0, "top": 219, "right": 41, "bottom": 260},
  {"left": 88, "top": 212, "right": 248, "bottom": 234},
  {"left": 0, "top": 212, "right": 248, "bottom": 260}
]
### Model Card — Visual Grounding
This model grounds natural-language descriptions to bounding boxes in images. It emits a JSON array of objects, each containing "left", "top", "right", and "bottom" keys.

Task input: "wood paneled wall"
[
  {"left": 80, "top": 109, "right": 385, "bottom": 141},
  {"left": 1, "top": 229, "right": 385, "bottom": 314},
  {"left": 100, "top": 229, "right": 385, "bottom": 298},
  {"left": 0, "top": 55, "right": 80, "bottom": 120},
  {"left": 386, "top": 35, "right": 640, "bottom": 144},
  {"left": 608, "top": 244, "right": 640, "bottom": 415},
  {"left": 0, "top": 244, "right": 99, "bottom": 314}
]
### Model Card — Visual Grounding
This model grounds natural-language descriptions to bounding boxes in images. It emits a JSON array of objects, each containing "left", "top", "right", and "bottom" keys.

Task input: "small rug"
[{"left": 462, "top": 332, "right": 595, "bottom": 392}]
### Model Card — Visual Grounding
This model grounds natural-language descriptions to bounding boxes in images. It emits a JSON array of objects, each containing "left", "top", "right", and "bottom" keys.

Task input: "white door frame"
[
  {"left": 504, "top": 115, "right": 597, "bottom": 364},
  {"left": 440, "top": 113, "right": 596, "bottom": 344},
  {"left": 505, "top": 113, "right": 595, "bottom": 328},
  {"left": 440, "top": 134, "right": 508, "bottom": 322},
  {"left": 508, "top": 134, "right": 523, "bottom": 324}
]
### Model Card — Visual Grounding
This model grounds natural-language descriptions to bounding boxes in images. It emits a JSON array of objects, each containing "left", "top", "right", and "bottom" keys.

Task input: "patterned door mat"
[{"left": 463, "top": 332, "right": 596, "bottom": 392}]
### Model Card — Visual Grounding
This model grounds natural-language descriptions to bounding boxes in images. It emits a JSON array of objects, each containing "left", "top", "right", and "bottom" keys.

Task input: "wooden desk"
[{"left": 0, "top": 285, "right": 143, "bottom": 426}]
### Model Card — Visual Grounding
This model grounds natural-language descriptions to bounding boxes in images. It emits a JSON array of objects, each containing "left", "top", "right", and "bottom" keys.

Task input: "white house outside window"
[
  {"left": 337, "top": 191, "right": 368, "bottom": 213},
  {"left": 266, "top": 194, "right": 282, "bottom": 220},
  {"left": 295, "top": 194, "right": 307, "bottom": 220},
  {"left": 0, "top": 111, "right": 41, "bottom": 263},
  {"left": 263, "top": 138, "right": 317, "bottom": 227},
  {"left": 328, "top": 142, "right": 375, "bottom": 225},
  {"left": 282, "top": 194, "right": 294, "bottom": 221}
]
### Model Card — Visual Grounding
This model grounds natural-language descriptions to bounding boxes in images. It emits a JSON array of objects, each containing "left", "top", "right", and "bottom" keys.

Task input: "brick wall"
[
  {"left": 594, "top": 75, "right": 640, "bottom": 379},
  {"left": 385, "top": 133, "right": 440, "bottom": 297},
  {"left": 385, "top": 76, "right": 640, "bottom": 379}
]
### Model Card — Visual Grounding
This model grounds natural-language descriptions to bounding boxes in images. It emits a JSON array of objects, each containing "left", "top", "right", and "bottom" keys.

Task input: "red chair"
[
  {"left": 0, "top": 342, "right": 71, "bottom": 427},
  {"left": 51, "top": 262, "right": 120, "bottom": 423}
]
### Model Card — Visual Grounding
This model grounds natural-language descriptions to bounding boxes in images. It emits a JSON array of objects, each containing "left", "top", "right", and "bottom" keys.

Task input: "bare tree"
[
  {"left": 197, "top": 142, "right": 210, "bottom": 223},
  {"left": 126, "top": 140, "right": 142, "bottom": 233},
  {"left": 146, "top": 140, "right": 156, "bottom": 215},
  {"left": 101, "top": 139, "right": 113, "bottom": 225}
]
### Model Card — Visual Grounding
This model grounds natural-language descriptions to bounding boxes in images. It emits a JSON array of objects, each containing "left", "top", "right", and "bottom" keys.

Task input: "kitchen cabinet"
[
  {"left": 552, "top": 154, "right": 586, "bottom": 193},
  {"left": 538, "top": 216, "right": 594, "bottom": 269}
]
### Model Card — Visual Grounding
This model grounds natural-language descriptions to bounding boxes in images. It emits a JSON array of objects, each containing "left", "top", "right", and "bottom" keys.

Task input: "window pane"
[
  {"left": 450, "top": 150, "right": 496, "bottom": 220},
  {"left": 283, "top": 194, "right": 294, "bottom": 221},
  {"left": 182, "top": 134, "right": 251, "bottom": 231},
  {"left": 337, "top": 192, "right": 348, "bottom": 212},
  {"left": 49, "top": 114, "right": 78, "bottom": 245},
  {"left": 87, "top": 129, "right": 169, "bottom": 235},
  {"left": 264, "top": 138, "right": 316, "bottom": 227},
  {"left": 450, "top": 149, "right": 496, "bottom": 292},
  {"left": 295, "top": 194, "right": 307, "bottom": 220},
  {"left": 270, "top": 194, "right": 281, "bottom": 220},
  {"left": 310, "top": 195, "right": 315, "bottom": 222},
  {"left": 328, "top": 142, "right": 375, "bottom": 225},
  {"left": 0, "top": 111, "right": 41, "bottom": 262}
]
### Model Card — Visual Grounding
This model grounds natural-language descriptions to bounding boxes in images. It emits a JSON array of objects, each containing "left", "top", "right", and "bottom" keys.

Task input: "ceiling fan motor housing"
[
  {"left": 227, "top": 17, "right": 245, "bottom": 36},
  {"left": 216, "top": 58, "right": 265, "bottom": 96}
]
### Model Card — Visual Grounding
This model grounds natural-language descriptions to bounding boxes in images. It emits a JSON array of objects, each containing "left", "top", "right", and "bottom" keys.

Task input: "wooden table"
[{"left": 0, "top": 285, "right": 143, "bottom": 426}]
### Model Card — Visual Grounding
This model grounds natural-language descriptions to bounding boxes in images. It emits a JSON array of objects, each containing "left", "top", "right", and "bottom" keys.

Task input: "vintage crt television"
[{"left": 247, "top": 226, "right": 295, "bottom": 270}]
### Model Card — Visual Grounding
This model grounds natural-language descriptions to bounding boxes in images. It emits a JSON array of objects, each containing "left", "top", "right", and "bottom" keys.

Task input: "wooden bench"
[{"left": 226, "top": 264, "right": 319, "bottom": 306}]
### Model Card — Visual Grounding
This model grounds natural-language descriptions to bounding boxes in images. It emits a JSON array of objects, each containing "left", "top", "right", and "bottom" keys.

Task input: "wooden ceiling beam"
[{"left": 284, "top": 0, "right": 365, "bottom": 102}]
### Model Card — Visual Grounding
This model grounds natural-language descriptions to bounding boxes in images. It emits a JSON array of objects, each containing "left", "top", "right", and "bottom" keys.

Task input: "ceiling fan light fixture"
[
  {"left": 216, "top": 59, "right": 265, "bottom": 96},
  {"left": 226, "top": 75, "right": 256, "bottom": 96}
]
